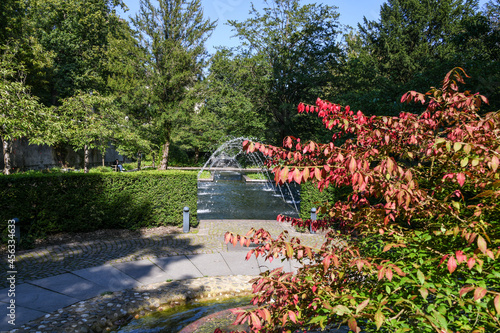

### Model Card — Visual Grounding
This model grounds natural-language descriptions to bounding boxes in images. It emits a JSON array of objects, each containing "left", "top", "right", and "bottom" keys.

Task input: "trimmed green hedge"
[
  {"left": 0, "top": 171, "right": 198, "bottom": 241},
  {"left": 300, "top": 182, "right": 351, "bottom": 220}
]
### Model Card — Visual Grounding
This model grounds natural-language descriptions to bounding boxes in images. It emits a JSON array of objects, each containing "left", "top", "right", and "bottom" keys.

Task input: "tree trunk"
[
  {"left": 152, "top": 152, "right": 156, "bottom": 169},
  {"left": 102, "top": 151, "right": 105, "bottom": 167},
  {"left": 137, "top": 151, "right": 142, "bottom": 170},
  {"left": 159, "top": 141, "right": 170, "bottom": 170},
  {"left": 194, "top": 147, "right": 199, "bottom": 164},
  {"left": 84, "top": 144, "right": 89, "bottom": 173},
  {"left": 2, "top": 138, "right": 12, "bottom": 175}
]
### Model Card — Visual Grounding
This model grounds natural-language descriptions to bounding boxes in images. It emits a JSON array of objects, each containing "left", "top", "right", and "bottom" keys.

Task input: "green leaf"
[
  {"left": 417, "top": 270, "right": 425, "bottom": 285},
  {"left": 374, "top": 310, "right": 385, "bottom": 329},
  {"left": 460, "top": 157, "right": 469, "bottom": 167}
]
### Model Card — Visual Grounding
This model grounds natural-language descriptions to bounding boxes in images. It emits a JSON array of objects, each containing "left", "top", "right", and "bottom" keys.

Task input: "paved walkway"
[{"left": 0, "top": 220, "right": 326, "bottom": 332}]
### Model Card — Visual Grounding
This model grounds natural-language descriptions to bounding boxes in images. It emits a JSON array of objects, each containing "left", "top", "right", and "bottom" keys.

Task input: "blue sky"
[{"left": 116, "top": 0, "right": 489, "bottom": 54}]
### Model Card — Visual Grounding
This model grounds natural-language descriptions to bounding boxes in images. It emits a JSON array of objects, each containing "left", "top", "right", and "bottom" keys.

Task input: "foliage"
[
  {"left": 131, "top": 0, "right": 216, "bottom": 170},
  {"left": 299, "top": 182, "right": 350, "bottom": 222},
  {"left": 228, "top": 0, "right": 344, "bottom": 144},
  {"left": 198, "top": 170, "right": 211, "bottom": 179},
  {"left": 88, "top": 166, "right": 114, "bottom": 173},
  {"left": 224, "top": 69, "right": 500, "bottom": 332},
  {"left": 29, "top": 0, "right": 125, "bottom": 103},
  {"left": 0, "top": 170, "right": 198, "bottom": 244},
  {"left": 106, "top": 17, "right": 155, "bottom": 160},
  {"left": 56, "top": 91, "right": 128, "bottom": 172},
  {"left": 0, "top": 48, "right": 53, "bottom": 174},
  {"left": 332, "top": 0, "right": 497, "bottom": 117}
]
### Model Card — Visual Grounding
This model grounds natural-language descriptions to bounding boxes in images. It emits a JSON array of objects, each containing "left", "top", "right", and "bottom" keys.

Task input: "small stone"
[
  {"left": 107, "top": 303, "right": 114, "bottom": 307},
  {"left": 44, "top": 314, "right": 51, "bottom": 318}
]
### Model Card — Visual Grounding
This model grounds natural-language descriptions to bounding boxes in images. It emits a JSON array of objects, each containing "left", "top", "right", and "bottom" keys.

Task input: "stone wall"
[{"left": 1, "top": 138, "right": 128, "bottom": 171}]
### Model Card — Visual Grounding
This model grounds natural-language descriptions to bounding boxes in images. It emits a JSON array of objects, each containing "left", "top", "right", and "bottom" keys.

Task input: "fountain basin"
[{"left": 116, "top": 296, "right": 252, "bottom": 333}]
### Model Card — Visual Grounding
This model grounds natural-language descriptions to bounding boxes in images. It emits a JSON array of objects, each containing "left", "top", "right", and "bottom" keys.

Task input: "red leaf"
[
  {"left": 349, "top": 157, "right": 357, "bottom": 173},
  {"left": 385, "top": 268, "right": 393, "bottom": 281},
  {"left": 491, "top": 156, "right": 499, "bottom": 172},
  {"left": 477, "top": 235, "right": 487, "bottom": 254},
  {"left": 224, "top": 232, "right": 232, "bottom": 244},
  {"left": 467, "top": 257, "right": 476, "bottom": 269},
  {"left": 302, "top": 167, "right": 310, "bottom": 182},
  {"left": 356, "top": 299, "right": 370, "bottom": 314},
  {"left": 494, "top": 295, "right": 500, "bottom": 315},
  {"left": 378, "top": 267, "right": 386, "bottom": 281},
  {"left": 262, "top": 308, "right": 272, "bottom": 323},
  {"left": 348, "top": 317, "right": 358, "bottom": 332},
  {"left": 459, "top": 285, "right": 474, "bottom": 297},
  {"left": 293, "top": 168, "right": 302, "bottom": 184},
  {"left": 323, "top": 255, "right": 331, "bottom": 274},
  {"left": 455, "top": 250, "right": 467, "bottom": 264},
  {"left": 473, "top": 287, "right": 487, "bottom": 301},
  {"left": 457, "top": 173, "right": 466, "bottom": 187},
  {"left": 250, "top": 312, "right": 262, "bottom": 330},
  {"left": 280, "top": 167, "right": 289, "bottom": 183},
  {"left": 448, "top": 255, "right": 457, "bottom": 274},
  {"left": 288, "top": 311, "right": 297, "bottom": 324},
  {"left": 314, "top": 167, "right": 322, "bottom": 181}
]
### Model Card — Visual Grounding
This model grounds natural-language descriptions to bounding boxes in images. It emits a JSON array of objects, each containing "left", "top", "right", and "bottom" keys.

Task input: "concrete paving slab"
[
  {"left": 111, "top": 259, "right": 170, "bottom": 285},
  {"left": 30, "top": 273, "right": 109, "bottom": 301},
  {"left": 1, "top": 283, "right": 78, "bottom": 313},
  {"left": 0, "top": 288, "right": 10, "bottom": 304},
  {"left": 151, "top": 256, "right": 203, "bottom": 280},
  {"left": 72, "top": 264, "right": 142, "bottom": 292},
  {"left": 186, "top": 253, "right": 232, "bottom": 276},
  {"left": 220, "top": 252, "right": 261, "bottom": 276},
  {"left": 0, "top": 303, "right": 47, "bottom": 331}
]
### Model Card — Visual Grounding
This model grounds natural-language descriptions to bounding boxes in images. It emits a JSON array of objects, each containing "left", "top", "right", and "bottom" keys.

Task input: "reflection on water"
[
  {"left": 116, "top": 297, "right": 251, "bottom": 333},
  {"left": 197, "top": 172, "right": 300, "bottom": 220}
]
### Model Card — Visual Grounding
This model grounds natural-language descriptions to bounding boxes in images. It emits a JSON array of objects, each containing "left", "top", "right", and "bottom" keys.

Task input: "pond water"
[
  {"left": 197, "top": 171, "right": 300, "bottom": 220},
  {"left": 115, "top": 296, "right": 252, "bottom": 333}
]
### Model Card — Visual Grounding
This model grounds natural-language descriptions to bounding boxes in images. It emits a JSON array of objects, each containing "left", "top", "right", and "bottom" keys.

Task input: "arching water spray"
[{"left": 198, "top": 138, "right": 300, "bottom": 217}]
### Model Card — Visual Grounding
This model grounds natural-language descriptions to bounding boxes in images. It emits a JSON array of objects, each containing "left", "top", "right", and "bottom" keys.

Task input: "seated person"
[{"left": 113, "top": 159, "right": 123, "bottom": 172}]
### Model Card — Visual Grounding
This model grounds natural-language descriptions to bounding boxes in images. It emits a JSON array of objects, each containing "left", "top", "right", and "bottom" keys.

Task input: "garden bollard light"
[
  {"left": 183, "top": 207, "right": 190, "bottom": 233},
  {"left": 13, "top": 218, "right": 20, "bottom": 242},
  {"left": 310, "top": 208, "right": 317, "bottom": 234}
]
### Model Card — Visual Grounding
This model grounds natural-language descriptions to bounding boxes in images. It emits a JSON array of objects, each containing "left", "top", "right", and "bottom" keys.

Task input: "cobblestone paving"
[{"left": 0, "top": 220, "right": 326, "bottom": 288}]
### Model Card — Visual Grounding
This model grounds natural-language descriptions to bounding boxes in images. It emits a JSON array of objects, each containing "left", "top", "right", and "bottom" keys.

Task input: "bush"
[
  {"left": 300, "top": 182, "right": 350, "bottom": 221},
  {"left": 225, "top": 69, "right": 500, "bottom": 332},
  {"left": 89, "top": 166, "right": 113, "bottom": 173},
  {"left": 0, "top": 170, "right": 198, "bottom": 243}
]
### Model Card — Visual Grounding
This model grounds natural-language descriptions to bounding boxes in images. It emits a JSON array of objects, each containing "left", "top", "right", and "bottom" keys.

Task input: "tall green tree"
[
  {"left": 336, "top": 0, "right": 484, "bottom": 116},
  {"left": 228, "top": 0, "right": 343, "bottom": 144},
  {"left": 0, "top": 49, "right": 53, "bottom": 174},
  {"left": 131, "top": 0, "right": 216, "bottom": 170},
  {"left": 30, "top": 0, "right": 125, "bottom": 105},
  {"left": 57, "top": 91, "right": 126, "bottom": 173},
  {"left": 106, "top": 18, "right": 153, "bottom": 167}
]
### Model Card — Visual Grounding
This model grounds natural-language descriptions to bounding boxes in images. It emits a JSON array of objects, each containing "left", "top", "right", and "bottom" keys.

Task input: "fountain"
[{"left": 197, "top": 138, "right": 300, "bottom": 220}]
